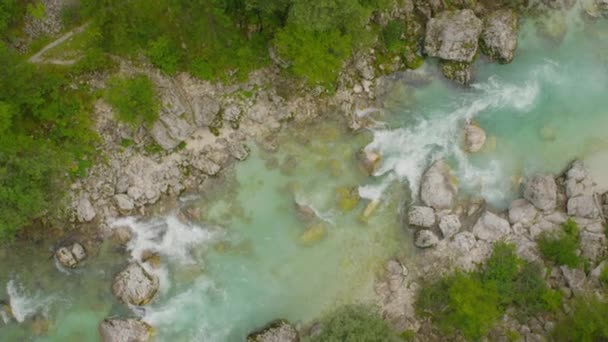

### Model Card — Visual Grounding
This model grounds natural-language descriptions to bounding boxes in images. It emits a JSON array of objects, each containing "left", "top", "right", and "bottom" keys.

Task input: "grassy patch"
[
  {"left": 105, "top": 74, "right": 159, "bottom": 128},
  {"left": 306, "top": 304, "right": 398, "bottom": 342},
  {"left": 537, "top": 219, "right": 582, "bottom": 267}
]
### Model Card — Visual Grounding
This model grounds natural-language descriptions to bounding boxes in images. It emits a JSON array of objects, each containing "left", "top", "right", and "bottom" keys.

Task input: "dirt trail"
[{"left": 28, "top": 22, "right": 90, "bottom": 65}]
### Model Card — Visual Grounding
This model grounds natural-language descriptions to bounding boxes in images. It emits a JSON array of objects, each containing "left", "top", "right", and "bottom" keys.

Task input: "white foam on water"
[
  {"left": 362, "top": 69, "right": 548, "bottom": 204},
  {"left": 110, "top": 215, "right": 222, "bottom": 265},
  {"left": 6, "top": 280, "right": 55, "bottom": 323},
  {"left": 143, "top": 275, "right": 227, "bottom": 342},
  {"left": 293, "top": 194, "right": 336, "bottom": 225}
]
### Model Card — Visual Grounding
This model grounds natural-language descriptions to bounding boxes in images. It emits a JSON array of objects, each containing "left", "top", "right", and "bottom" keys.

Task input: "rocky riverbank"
[{"left": 372, "top": 157, "right": 608, "bottom": 340}]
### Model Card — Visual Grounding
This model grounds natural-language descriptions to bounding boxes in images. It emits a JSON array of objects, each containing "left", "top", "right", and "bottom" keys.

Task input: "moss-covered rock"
[
  {"left": 337, "top": 186, "right": 361, "bottom": 212},
  {"left": 440, "top": 61, "right": 473, "bottom": 85}
]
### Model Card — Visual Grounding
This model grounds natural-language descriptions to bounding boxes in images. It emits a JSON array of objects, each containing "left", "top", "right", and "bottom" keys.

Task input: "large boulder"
[
  {"left": 247, "top": 320, "right": 299, "bottom": 342},
  {"left": 464, "top": 123, "right": 486, "bottom": 153},
  {"left": 560, "top": 266, "right": 587, "bottom": 297},
  {"left": 407, "top": 206, "right": 436, "bottom": 228},
  {"left": 567, "top": 195, "right": 601, "bottom": 219},
  {"left": 508, "top": 199, "right": 538, "bottom": 227},
  {"left": 523, "top": 174, "right": 557, "bottom": 211},
  {"left": 580, "top": 231, "right": 607, "bottom": 261},
  {"left": 75, "top": 196, "right": 96, "bottom": 222},
  {"left": 55, "top": 242, "right": 87, "bottom": 268},
  {"left": 424, "top": 9, "right": 483, "bottom": 63},
  {"left": 191, "top": 95, "right": 220, "bottom": 127},
  {"left": 112, "top": 263, "right": 159, "bottom": 306},
  {"left": 415, "top": 229, "right": 440, "bottom": 248},
  {"left": 480, "top": 10, "right": 518, "bottom": 63},
  {"left": 99, "top": 318, "right": 152, "bottom": 342},
  {"left": 420, "top": 160, "right": 458, "bottom": 210},
  {"left": 438, "top": 214, "right": 461, "bottom": 239},
  {"left": 473, "top": 211, "right": 511, "bottom": 241},
  {"left": 565, "top": 160, "right": 595, "bottom": 198}
]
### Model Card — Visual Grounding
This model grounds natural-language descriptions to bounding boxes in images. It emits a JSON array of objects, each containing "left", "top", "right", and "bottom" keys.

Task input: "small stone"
[
  {"left": 407, "top": 206, "right": 436, "bottom": 228},
  {"left": 299, "top": 224, "right": 326, "bottom": 246},
  {"left": 464, "top": 123, "right": 486, "bottom": 153},
  {"left": 75, "top": 196, "right": 96, "bottom": 222},
  {"left": 114, "top": 194, "right": 135, "bottom": 212},
  {"left": 414, "top": 229, "right": 439, "bottom": 248}
]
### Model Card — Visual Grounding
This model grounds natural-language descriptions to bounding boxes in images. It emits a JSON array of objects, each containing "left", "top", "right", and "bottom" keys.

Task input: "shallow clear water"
[{"left": 2, "top": 6, "right": 608, "bottom": 342}]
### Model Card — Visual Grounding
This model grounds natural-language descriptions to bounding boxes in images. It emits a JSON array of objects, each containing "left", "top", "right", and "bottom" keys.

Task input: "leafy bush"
[
  {"left": 537, "top": 219, "right": 582, "bottom": 267},
  {"left": 275, "top": 25, "right": 351, "bottom": 88},
  {"left": 417, "top": 242, "right": 560, "bottom": 340},
  {"left": 600, "top": 264, "right": 608, "bottom": 286},
  {"left": 105, "top": 74, "right": 158, "bottom": 127},
  {"left": 147, "top": 36, "right": 180, "bottom": 75},
  {"left": 417, "top": 272, "right": 501, "bottom": 340},
  {"left": 307, "top": 304, "right": 398, "bottom": 342},
  {"left": 0, "top": 44, "right": 97, "bottom": 239},
  {"left": 552, "top": 297, "right": 608, "bottom": 341},
  {"left": 382, "top": 20, "right": 404, "bottom": 53}
]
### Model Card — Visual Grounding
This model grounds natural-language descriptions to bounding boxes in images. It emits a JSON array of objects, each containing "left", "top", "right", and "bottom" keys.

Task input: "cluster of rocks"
[
  {"left": 424, "top": 8, "right": 518, "bottom": 85},
  {"left": 55, "top": 242, "right": 87, "bottom": 268},
  {"left": 246, "top": 320, "right": 299, "bottom": 342},
  {"left": 94, "top": 262, "right": 159, "bottom": 341},
  {"left": 378, "top": 158, "right": 608, "bottom": 338}
]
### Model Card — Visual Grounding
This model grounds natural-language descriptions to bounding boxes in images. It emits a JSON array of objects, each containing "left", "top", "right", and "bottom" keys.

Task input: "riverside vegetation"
[{"left": 2, "top": 0, "right": 608, "bottom": 341}]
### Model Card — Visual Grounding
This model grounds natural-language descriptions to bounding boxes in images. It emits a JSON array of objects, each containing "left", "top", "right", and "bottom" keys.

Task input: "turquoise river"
[{"left": 1, "top": 5, "right": 608, "bottom": 342}]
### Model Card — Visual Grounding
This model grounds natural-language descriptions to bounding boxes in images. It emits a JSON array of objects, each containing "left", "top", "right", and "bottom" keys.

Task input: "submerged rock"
[
  {"left": 415, "top": 229, "right": 440, "bottom": 248},
  {"left": 464, "top": 123, "right": 486, "bottom": 153},
  {"left": 473, "top": 211, "right": 511, "bottom": 241},
  {"left": 336, "top": 186, "right": 360, "bottom": 212},
  {"left": 424, "top": 9, "right": 483, "bottom": 63},
  {"left": 407, "top": 206, "right": 436, "bottom": 228},
  {"left": 299, "top": 224, "right": 326, "bottom": 246},
  {"left": 358, "top": 150, "right": 382, "bottom": 176},
  {"left": 55, "top": 242, "right": 87, "bottom": 268},
  {"left": 247, "top": 319, "right": 299, "bottom": 342},
  {"left": 0, "top": 300, "right": 13, "bottom": 325},
  {"left": 99, "top": 318, "right": 152, "bottom": 342},
  {"left": 112, "top": 263, "right": 159, "bottom": 306},
  {"left": 480, "top": 10, "right": 518, "bottom": 63},
  {"left": 523, "top": 174, "right": 557, "bottom": 211},
  {"left": 420, "top": 160, "right": 458, "bottom": 210}
]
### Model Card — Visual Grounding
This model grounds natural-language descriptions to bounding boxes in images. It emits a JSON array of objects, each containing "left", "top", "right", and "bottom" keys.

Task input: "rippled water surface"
[{"left": 2, "top": 6, "right": 608, "bottom": 341}]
